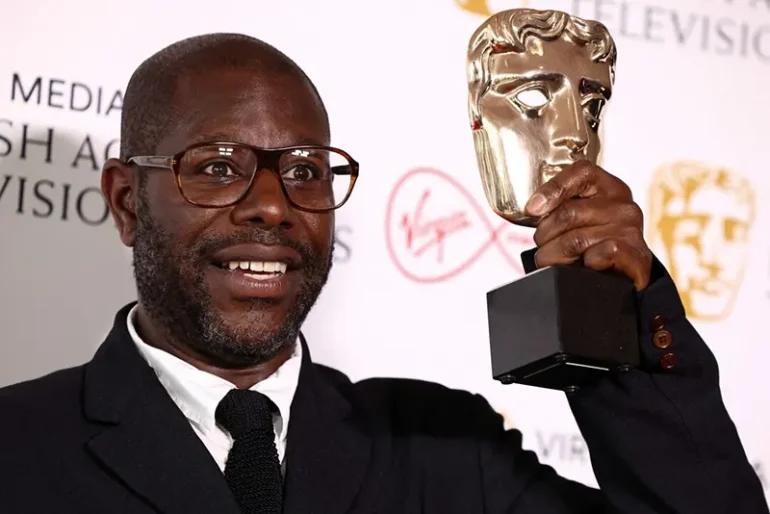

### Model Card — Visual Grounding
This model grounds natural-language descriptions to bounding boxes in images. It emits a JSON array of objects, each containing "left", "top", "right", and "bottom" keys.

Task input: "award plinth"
[{"left": 487, "top": 253, "right": 639, "bottom": 391}]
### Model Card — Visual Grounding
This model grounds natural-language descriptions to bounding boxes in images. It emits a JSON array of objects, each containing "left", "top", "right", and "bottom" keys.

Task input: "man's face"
[
  {"left": 131, "top": 67, "right": 334, "bottom": 365},
  {"left": 660, "top": 187, "right": 752, "bottom": 320},
  {"left": 472, "top": 36, "right": 612, "bottom": 222}
]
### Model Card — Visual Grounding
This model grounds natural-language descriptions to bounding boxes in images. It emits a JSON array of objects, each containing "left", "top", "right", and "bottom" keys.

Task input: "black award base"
[{"left": 486, "top": 252, "right": 640, "bottom": 392}]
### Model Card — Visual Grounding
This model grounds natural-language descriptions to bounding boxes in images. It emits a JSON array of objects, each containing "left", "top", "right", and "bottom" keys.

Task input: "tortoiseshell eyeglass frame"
[{"left": 126, "top": 141, "right": 359, "bottom": 212}]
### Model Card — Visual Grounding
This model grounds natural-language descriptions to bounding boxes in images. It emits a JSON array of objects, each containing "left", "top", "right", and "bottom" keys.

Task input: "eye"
[
  {"left": 724, "top": 219, "right": 747, "bottom": 243},
  {"left": 515, "top": 88, "right": 549, "bottom": 109},
  {"left": 507, "top": 86, "right": 550, "bottom": 116},
  {"left": 282, "top": 164, "right": 319, "bottom": 182},
  {"left": 201, "top": 161, "right": 236, "bottom": 177},
  {"left": 582, "top": 96, "right": 606, "bottom": 131},
  {"left": 673, "top": 217, "right": 705, "bottom": 251}
]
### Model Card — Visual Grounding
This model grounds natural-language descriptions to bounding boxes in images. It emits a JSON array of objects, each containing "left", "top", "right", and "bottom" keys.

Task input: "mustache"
[{"left": 195, "top": 228, "right": 315, "bottom": 261}]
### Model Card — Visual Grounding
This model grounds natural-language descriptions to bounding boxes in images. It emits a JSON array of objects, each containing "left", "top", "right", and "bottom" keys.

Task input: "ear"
[{"left": 101, "top": 158, "right": 138, "bottom": 247}]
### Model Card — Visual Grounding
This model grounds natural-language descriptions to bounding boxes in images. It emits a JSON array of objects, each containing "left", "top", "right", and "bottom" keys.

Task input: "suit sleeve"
[
  {"left": 566, "top": 257, "right": 767, "bottom": 513},
  {"left": 477, "top": 257, "right": 768, "bottom": 513}
]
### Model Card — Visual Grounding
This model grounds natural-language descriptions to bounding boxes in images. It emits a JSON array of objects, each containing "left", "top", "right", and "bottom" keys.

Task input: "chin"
[
  {"left": 217, "top": 302, "right": 290, "bottom": 333},
  {"left": 196, "top": 311, "right": 297, "bottom": 366}
]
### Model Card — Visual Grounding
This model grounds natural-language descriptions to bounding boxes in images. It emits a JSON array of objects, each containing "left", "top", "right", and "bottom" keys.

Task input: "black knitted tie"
[{"left": 215, "top": 389, "right": 283, "bottom": 514}]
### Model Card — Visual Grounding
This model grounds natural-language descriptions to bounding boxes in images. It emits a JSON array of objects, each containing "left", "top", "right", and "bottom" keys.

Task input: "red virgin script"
[{"left": 385, "top": 167, "right": 534, "bottom": 283}]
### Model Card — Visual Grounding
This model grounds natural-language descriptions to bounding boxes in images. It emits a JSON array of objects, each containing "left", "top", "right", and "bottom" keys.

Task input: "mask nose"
[
  {"left": 551, "top": 91, "right": 589, "bottom": 159},
  {"left": 559, "top": 137, "right": 588, "bottom": 158}
]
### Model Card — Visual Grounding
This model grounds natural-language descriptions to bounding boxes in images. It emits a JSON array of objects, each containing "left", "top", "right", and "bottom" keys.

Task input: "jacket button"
[
  {"left": 660, "top": 352, "right": 676, "bottom": 370},
  {"left": 653, "top": 330, "right": 672, "bottom": 349},
  {"left": 650, "top": 314, "right": 666, "bottom": 332}
]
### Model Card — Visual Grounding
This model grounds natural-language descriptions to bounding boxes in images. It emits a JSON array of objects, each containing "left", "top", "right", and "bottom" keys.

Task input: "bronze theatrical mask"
[{"left": 467, "top": 8, "right": 617, "bottom": 226}]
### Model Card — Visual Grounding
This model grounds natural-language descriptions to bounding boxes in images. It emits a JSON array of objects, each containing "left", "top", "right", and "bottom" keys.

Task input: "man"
[{"left": 0, "top": 32, "right": 766, "bottom": 514}]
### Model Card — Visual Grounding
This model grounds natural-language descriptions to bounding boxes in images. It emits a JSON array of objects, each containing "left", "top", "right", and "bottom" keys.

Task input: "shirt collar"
[{"left": 126, "top": 305, "right": 301, "bottom": 443}]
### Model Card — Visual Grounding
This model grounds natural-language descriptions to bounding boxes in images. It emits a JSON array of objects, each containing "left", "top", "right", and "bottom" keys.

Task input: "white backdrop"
[{"left": 1, "top": 0, "right": 768, "bottom": 498}]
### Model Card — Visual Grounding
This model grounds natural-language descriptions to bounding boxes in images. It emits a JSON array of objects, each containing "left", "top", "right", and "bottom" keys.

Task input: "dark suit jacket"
[{"left": 0, "top": 263, "right": 767, "bottom": 514}]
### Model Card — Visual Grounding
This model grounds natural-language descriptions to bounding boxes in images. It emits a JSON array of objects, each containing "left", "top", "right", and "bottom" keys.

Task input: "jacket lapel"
[
  {"left": 83, "top": 304, "right": 241, "bottom": 514},
  {"left": 282, "top": 335, "right": 372, "bottom": 514}
]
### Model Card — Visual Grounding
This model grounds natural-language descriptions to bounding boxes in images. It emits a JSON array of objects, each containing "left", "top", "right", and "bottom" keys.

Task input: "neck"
[{"left": 134, "top": 304, "right": 295, "bottom": 389}]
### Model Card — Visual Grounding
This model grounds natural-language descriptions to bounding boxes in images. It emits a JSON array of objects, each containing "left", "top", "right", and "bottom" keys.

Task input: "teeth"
[
  {"left": 244, "top": 273, "right": 279, "bottom": 281},
  {"left": 224, "top": 261, "right": 287, "bottom": 274}
]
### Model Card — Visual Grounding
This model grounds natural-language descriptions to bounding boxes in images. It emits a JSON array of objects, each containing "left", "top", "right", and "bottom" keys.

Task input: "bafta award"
[{"left": 467, "top": 9, "right": 639, "bottom": 392}]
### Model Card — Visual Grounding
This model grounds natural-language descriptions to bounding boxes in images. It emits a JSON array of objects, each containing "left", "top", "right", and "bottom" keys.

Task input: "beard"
[{"left": 132, "top": 194, "right": 333, "bottom": 367}]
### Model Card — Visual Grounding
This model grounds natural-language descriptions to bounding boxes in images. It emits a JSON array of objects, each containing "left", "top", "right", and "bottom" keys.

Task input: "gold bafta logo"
[
  {"left": 455, "top": 0, "right": 529, "bottom": 16},
  {"left": 647, "top": 162, "right": 756, "bottom": 321}
]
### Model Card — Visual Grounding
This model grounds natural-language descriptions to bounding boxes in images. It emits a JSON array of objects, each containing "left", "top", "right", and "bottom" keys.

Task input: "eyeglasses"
[{"left": 126, "top": 141, "right": 359, "bottom": 212}]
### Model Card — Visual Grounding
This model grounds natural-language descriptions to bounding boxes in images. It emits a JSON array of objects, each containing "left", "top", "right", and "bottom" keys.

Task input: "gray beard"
[{"left": 131, "top": 193, "right": 332, "bottom": 367}]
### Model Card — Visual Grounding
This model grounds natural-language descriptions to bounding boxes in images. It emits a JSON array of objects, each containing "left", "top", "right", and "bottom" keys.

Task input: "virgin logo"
[{"left": 385, "top": 167, "right": 533, "bottom": 283}]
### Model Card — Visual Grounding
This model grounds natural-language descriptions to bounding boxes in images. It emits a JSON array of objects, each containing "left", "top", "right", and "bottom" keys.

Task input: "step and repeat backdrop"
[{"left": 2, "top": 0, "right": 769, "bottom": 497}]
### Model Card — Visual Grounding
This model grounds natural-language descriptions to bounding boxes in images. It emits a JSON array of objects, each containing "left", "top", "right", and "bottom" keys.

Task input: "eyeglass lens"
[{"left": 177, "top": 144, "right": 353, "bottom": 209}]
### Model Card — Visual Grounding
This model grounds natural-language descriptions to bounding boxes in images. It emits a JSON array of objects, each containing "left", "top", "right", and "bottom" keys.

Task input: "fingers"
[
  {"left": 534, "top": 225, "right": 652, "bottom": 290},
  {"left": 535, "top": 224, "right": 625, "bottom": 267},
  {"left": 583, "top": 238, "right": 653, "bottom": 291},
  {"left": 525, "top": 161, "right": 633, "bottom": 218},
  {"left": 535, "top": 226, "right": 651, "bottom": 291},
  {"left": 523, "top": 162, "right": 652, "bottom": 289},
  {"left": 533, "top": 198, "right": 644, "bottom": 248}
]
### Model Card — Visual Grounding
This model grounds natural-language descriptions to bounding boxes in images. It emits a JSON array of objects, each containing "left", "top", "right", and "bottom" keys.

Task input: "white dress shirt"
[{"left": 126, "top": 305, "right": 302, "bottom": 472}]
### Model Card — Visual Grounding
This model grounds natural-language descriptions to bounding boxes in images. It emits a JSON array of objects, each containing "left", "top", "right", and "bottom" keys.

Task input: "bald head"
[{"left": 119, "top": 33, "right": 328, "bottom": 161}]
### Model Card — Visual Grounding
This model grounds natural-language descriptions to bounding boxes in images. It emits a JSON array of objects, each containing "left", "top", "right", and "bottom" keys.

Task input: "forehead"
[
  {"left": 158, "top": 67, "right": 329, "bottom": 153},
  {"left": 665, "top": 188, "right": 753, "bottom": 221},
  {"left": 489, "top": 37, "right": 613, "bottom": 90}
]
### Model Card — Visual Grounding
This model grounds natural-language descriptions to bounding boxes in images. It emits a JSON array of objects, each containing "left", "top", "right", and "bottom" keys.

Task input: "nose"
[
  {"left": 699, "top": 224, "right": 723, "bottom": 278},
  {"left": 230, "top": 168, "right": 294, "bottom": 229},
  {"left": 551, "top": 91, "right": 589, "bottom": 158},
  {"left": 700, "top": 261, "right": 723, "bottom": 279}
]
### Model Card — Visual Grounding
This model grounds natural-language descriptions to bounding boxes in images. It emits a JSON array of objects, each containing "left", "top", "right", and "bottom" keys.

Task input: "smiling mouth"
[
  {"left": 218, "top": 260, "right": 289, "bottom": 281},
  {"left": 208, "top": 243, "right": 302, "bottom": 299}
]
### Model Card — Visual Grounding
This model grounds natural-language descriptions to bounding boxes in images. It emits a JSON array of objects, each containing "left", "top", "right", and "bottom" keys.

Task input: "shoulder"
[
  {"left": 313, "top": 363, "right": 504, "bottom": 437},
  {"left": 0, "top": 366, "right": 86, "bottom": 434},
  {"left": 0, "top": 365, "right": 85, "bottom": 403}
]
